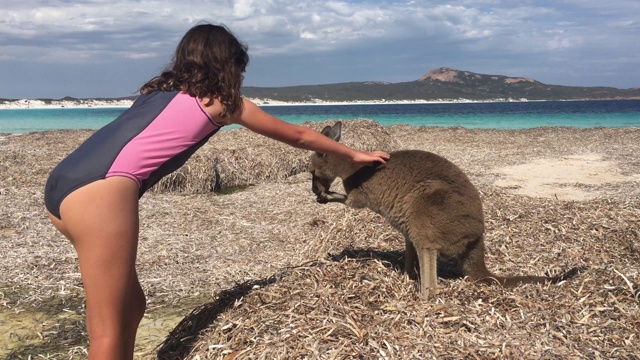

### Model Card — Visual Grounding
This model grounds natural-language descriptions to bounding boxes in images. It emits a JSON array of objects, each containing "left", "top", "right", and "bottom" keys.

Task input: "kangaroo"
[{"left": 310, "top": 121, "right": 582, "bottom": 299}]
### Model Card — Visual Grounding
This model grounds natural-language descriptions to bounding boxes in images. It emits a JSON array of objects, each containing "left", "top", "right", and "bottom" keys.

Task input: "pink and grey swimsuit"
[{"left": 45, "top": 90, "right": 223, "bottom": 219}]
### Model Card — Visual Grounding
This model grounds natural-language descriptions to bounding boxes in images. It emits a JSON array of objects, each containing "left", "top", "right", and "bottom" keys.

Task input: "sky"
[{"left": 1, "top": 0, "right": 639, "bottom": 99}]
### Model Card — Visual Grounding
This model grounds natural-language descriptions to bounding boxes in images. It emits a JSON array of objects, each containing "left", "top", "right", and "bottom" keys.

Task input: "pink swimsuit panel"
[{"left": 105, "top": 92, "right": 219, "bottom": 186}]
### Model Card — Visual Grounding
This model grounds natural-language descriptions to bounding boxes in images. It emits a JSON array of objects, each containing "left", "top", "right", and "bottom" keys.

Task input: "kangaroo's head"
[{"left": 310, "top": 122, "right": 343, "bottom": 197}]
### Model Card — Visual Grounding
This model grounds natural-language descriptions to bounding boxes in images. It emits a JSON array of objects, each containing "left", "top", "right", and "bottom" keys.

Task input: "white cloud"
[
  {"left": 0, "top": 0, "right": 639, "bottom": 97},
  {"left": 2, "top": 0, "right": 635, "bottom": 59},
  {"left": 124, "top": 52, "right": 160, "bottom": 60}
]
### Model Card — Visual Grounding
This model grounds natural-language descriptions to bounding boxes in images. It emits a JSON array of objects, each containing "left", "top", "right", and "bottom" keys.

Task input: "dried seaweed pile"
[
  {"left": 162, "top": 185, "right": 639, "bottom": 359},
  {"left": 152, "top": 119, "right": 400, "bottom": 194},
  {"left": 1, "top": 122, "right": 639, "bottom": 359},
  {"left": 185, "top": 260, "right": 638, "bottom": 359},
  {"left": 0, "top": 130, "right": 94, "bottom": 189}
]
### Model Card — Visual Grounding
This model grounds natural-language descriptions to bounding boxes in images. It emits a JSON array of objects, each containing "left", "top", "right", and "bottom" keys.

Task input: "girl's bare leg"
[{"left": 50, "top": 177, "right": 146, "bottom": 359}]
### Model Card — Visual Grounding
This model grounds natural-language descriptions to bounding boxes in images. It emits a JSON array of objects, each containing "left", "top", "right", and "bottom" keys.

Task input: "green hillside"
[{"left": 241, "top": 67, "right": 640, "bottom": 102}]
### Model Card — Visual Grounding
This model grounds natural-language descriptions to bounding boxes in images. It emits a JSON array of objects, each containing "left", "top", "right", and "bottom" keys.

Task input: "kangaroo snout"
[
  {"left": 310, "top": 171, "right": 330, "bottom": 196},
  {"left": 311, "top": 171, "right": 348, "bottom": 204}
]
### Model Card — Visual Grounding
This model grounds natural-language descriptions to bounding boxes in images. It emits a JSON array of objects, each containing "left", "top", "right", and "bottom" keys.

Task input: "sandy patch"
[{"left": 494, "top": 154, "right": 640, "bottom": 201}]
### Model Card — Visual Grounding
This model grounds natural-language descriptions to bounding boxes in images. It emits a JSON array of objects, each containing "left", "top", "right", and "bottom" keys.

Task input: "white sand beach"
[{"left": 0, "top": 98, "right": 134, "bottom": 109}]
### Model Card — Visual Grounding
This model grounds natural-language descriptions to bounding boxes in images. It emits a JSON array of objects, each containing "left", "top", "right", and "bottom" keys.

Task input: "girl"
[{"left": 44, "top": 23, "right": 389, "bottom": 359}]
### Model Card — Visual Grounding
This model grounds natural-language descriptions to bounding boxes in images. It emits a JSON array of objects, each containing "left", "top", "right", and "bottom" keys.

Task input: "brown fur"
[{"left": 311, "top": 122, "right": 582, "bottom": 299}]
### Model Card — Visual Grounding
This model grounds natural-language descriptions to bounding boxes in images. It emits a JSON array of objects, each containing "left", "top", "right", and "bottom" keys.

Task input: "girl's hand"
[{"left": 351, "top": 150, "right": 391, "bottom": 166}]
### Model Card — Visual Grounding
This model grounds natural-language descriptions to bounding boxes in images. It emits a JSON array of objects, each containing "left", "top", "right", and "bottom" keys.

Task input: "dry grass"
[{"left": 0, "top": 122, "right": 638, "bottom": 359}]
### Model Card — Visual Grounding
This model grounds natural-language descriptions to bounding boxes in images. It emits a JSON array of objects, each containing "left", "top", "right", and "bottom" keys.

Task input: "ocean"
[{"left": 0, "top": 100, "right": 639, "bottom": 134}]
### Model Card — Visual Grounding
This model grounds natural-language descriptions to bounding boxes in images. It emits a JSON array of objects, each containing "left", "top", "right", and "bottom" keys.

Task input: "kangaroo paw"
[{"left": 316, "top": 191, "right": 348, "bottom": 204}]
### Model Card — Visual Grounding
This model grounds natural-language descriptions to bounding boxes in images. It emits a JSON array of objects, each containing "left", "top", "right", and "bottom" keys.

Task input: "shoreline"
[
  {"left": 0, "top": 97, "right": 538, "bottom": 110},
  {"left": 0, "top": 98, "right": 133, "bottom": 110},
  {"left": 2, "top": 97, "right": 637, "bottom": 110}
]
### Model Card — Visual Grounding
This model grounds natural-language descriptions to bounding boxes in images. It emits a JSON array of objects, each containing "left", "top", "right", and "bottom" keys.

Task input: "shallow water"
[
  {"left": 0, "top": 304, "right": 186, "bottom": 358},
  {"left": 0, "top": 307, "right": 84, "bottom": 357}
]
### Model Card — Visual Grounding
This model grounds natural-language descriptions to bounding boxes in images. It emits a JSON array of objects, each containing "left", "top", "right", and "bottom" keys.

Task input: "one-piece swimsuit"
[{"left": 44, "top": 90, "right": 222, "bottom": 219}]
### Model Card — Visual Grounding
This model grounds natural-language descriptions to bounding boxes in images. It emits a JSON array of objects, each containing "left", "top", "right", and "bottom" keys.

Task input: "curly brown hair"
[{"left": 140, "top": 23, "right": 249, "bottom": 117}]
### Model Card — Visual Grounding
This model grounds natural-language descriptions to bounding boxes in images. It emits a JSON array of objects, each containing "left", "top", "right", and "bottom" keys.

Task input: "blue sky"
[{"left": 1, "top": 0, "right": 639, "bottom": 99}]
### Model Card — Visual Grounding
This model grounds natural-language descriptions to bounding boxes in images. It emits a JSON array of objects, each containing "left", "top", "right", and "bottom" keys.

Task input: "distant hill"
[
  {"left": 241, "top": 67, "right": 640, "bottom": 103},
  {"left": 3, "top": 67, "right": 639, "bottom": 104}
]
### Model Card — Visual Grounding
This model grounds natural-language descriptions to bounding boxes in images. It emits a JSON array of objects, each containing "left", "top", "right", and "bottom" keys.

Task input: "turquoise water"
[
  {"left": 263, "top": 100, "right": 640, "bottom": 129},
  {"left": 0, "top": 107, "right": 128, "bottom": 133},
  {"left": 1, "top": 100, "right": 639, "bottom": 134}
]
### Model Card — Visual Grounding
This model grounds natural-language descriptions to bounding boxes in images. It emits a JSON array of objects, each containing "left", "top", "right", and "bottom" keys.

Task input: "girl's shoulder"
[{"left": 198, "top": 96, "right": 230, "bottom": 125}]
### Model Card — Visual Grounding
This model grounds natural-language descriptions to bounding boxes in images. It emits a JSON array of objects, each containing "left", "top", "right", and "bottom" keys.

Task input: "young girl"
[{"left": 44, "top": 23, "right": 390, "bottom": 359}]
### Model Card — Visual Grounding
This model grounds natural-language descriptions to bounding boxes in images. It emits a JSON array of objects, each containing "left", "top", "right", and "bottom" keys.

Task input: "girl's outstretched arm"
[{"left": 230, "top": 99, "right": 390, "bottom": 165}]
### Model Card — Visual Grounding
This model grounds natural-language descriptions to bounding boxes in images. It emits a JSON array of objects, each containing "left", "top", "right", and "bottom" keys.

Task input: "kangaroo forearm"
[{"left": 316, "top": 191, "right": 348, "bottom": 204}]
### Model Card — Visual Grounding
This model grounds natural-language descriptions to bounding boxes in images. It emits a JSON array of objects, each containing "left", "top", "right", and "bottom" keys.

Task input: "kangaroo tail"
[
  {"left": 475, "top": 266, "right": 587, "bottom": 287},
  {"left": 459, "top": 235, "right": 586, "bottom": 287}
]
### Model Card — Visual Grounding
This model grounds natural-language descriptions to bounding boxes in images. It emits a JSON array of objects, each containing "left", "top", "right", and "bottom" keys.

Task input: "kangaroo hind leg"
[
  {"left": 404, "top": 236, "right": 419, "bottom": 280},
  {"left": 418, "top": 248, "right": 438, "bottom": 300}
]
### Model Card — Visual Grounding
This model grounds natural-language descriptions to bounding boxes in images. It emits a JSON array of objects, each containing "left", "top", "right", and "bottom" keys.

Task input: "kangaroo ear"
[
  {"left": 321, "top": 121, "right": 341, "bottom": 142},
  {"left": 320, "top": 122, "right": 342, "bottom": 142},
  {"left": 332, "top": 121, "right": 342, "bottom": 141},
  {"left": 320, "top": 125, "right": 333, "bottom": 137}
]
